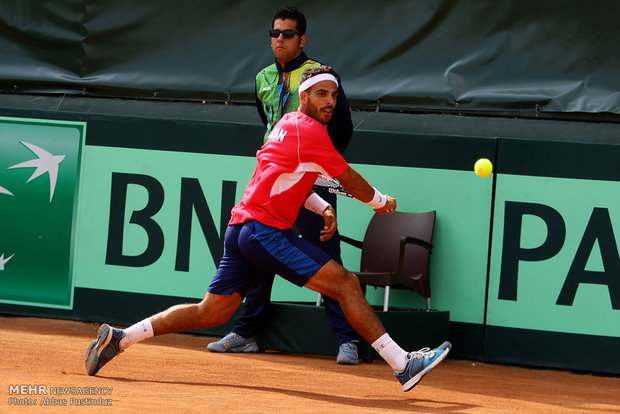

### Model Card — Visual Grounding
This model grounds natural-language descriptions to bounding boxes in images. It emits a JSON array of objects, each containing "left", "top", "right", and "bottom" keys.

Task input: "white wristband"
[
  {"left": 366, "top": 187, "right": 387, "bottom": 209},
  {"left": 304, "top": 193, "right": 331, "bottom": 215}
]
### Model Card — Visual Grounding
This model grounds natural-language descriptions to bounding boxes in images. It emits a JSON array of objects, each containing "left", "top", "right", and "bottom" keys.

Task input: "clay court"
[{"left": 1, "top": 316, "right": 619, "bottom": 413}]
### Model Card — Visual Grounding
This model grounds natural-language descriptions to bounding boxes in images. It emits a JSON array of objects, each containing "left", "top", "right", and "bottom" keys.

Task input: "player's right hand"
[
  {"left": 374, "top": 196, "right": 396, "bottom": 215},
  {"left": 320, "top": 206, "right": 338, "bottom": 241}
]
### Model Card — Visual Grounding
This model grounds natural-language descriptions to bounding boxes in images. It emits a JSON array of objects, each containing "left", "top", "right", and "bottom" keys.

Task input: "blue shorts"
[{"left": 208, "top": 220, "right": 332, "bottom": 296}]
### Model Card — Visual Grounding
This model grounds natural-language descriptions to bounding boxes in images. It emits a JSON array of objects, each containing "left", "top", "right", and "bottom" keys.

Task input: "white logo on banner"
[
  {"left": 0, "top": 253, "right": 14, "bottom": 271},
  {"left": 1, "top": 141, "right": 66, "bottom": 272},
  {"left": 7, "top": 141, "right": 65, "bottom": 203}
]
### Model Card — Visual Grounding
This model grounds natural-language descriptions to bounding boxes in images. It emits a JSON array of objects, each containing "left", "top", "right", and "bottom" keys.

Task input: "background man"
[
  {"left": 207, "top": 6, "right": 360, "bottom": 364},
  {"left": 85, "top": 66, "right": 451, "bottom": 392}
]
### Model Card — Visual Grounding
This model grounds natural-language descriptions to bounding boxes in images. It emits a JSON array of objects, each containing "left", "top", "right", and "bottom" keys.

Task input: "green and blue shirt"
[{"left": 255, "top": 52, "right": 352, "bottom": 154}]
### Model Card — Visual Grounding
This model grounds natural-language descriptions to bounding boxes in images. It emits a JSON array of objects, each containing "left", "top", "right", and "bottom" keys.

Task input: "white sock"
[
  {"left": 371, "top": 333, "right": 408, "bottom": 372},
  {"left": 119, "top": 318, "right": 154, "bottom": 350}
]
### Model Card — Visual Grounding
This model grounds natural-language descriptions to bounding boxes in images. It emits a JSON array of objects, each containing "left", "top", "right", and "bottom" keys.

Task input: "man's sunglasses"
[{"left": 269, "top": 29, "right": 300, "bottom": 39}]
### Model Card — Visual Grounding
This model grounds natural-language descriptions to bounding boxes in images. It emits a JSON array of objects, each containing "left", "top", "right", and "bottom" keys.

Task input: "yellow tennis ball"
[{"left": 474, "top": 158, "right": 493, "bottom": 177}]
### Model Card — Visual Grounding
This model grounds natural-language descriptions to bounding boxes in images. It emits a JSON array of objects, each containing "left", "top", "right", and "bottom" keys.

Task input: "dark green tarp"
[{"left": 0, "top": 0, "right": 618, "bottom": 119}]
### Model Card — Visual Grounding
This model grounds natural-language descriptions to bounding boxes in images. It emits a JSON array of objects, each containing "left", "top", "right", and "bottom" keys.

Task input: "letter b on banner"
[{"left": 106, "top": 173, "right": 165, "bottom": 267}]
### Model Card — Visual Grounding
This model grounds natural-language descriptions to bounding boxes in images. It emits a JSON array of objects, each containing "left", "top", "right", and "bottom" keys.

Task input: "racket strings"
[{"left": 314, "top": 175, "right": 340, "bottom": 189}]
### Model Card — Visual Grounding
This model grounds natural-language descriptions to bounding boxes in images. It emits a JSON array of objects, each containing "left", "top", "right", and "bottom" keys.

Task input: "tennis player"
[
  {"left": 209, "top": 6, "right": 360, "bottom": 364},
  {"left": 85, "top": 66, "right": 451, "bottom": 392}
]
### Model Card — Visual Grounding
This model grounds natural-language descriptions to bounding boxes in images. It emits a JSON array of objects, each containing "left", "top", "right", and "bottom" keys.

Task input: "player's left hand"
[{"left": 320, "top": 206, "right": 338, "bottom": 241}]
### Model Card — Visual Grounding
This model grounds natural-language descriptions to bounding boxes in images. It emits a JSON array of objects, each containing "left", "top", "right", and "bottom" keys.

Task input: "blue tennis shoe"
[
  {"left": 207, "top": 332, "right": 259, "bottom": 353},
  {"left": 85, "top": 324, "right": 125, "bottom": 376},
  {"left": 336, "top": 341, "right": 360, "bottom": 365},
  {"left": 395, "top": 341, "right": 451, "bottom": 391}
]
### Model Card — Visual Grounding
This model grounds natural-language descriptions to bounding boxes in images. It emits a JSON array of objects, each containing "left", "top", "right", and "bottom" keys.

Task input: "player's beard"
[{"left": 307, "top": 98, "right": 333, "bottom": 125}]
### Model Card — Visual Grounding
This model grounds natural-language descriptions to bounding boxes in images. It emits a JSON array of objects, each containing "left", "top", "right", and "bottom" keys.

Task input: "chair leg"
[
  {"left": 426, "top": 297, "right": 431, "bottom": 311},
  {"left": 316, "top": 293, "right": 322, "bottom": 306},
  {"left": 383, "top": 286, "right": 390, "bottom": 312}
]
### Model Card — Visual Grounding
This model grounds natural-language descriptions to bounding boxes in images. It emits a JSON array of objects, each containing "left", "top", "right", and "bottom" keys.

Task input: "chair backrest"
[{"left": 359, "top": 211, "right": 436, "bottom": 291}]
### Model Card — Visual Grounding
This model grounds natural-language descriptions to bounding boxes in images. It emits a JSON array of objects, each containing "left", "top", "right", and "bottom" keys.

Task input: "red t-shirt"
[{"left": 230, "top": 111, "right": 349, "bottom": 229}]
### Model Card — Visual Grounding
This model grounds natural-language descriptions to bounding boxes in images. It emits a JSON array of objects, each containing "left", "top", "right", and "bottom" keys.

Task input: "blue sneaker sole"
[
  {"left": 207, "top": 342, "right": 259, "bottom": 353},
  {"left": 336, "top": 357, "right": 360, "bottom": 365},
  {"left": 402, "top": 343, "right": 451, "bottom": 392},
  {"left": 85, "top": 324, "right": 113, "bottom": 376}
]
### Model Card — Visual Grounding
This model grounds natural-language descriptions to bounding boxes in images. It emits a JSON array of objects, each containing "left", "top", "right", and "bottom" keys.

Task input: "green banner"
[
  {"left": 0, "top": 116, "right": 84, "bottom": 308},
  {"left": 487, "top": 174, "right": 620, "bottom": 337},
  {"left": 73, "top": 147, "right": 255, "bottom": 298},
  {"left": 73, "top": 145, "right": 493, "bottom": 323}
]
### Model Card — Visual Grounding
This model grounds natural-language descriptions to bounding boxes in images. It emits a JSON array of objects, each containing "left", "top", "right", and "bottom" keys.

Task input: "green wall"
[{"left": 73, "top": 144, "right": 491, "bottom": 325}]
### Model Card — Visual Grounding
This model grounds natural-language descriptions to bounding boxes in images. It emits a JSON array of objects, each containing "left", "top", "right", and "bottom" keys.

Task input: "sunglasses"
[{"left": 269, "top": 29, "right": 300, "bottom": 39}]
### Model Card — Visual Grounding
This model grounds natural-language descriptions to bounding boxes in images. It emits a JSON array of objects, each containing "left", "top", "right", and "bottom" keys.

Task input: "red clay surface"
[{"left": 1, "top": 316, "right": 619, "bottom": 413}]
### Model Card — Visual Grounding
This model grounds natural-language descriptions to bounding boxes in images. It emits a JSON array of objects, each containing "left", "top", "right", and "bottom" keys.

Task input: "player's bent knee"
[
  {"left": 329, "top": 272, "right": 362, "bottom": 301},
  {"left": 344, "top": 272, "right": 363, "bottom": 293},
  {"left": 307, "top": 260, "right": 363, "bottom": 300}
]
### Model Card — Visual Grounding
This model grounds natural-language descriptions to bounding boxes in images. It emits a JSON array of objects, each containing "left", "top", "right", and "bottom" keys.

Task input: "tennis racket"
[{"left": 312, "top": 174, "right": 353, "bottom": 198}]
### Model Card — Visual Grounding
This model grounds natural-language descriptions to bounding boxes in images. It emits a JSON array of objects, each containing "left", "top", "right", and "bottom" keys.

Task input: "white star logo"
[
  {"left": 0, "top": 185, "right": 13, "bottom": 196},
  {"left": 8, "top": 141, "right": 65, "bottom": 203},
  {"left": 0, "top": 253, "right": 14, "bottom": 270}
]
